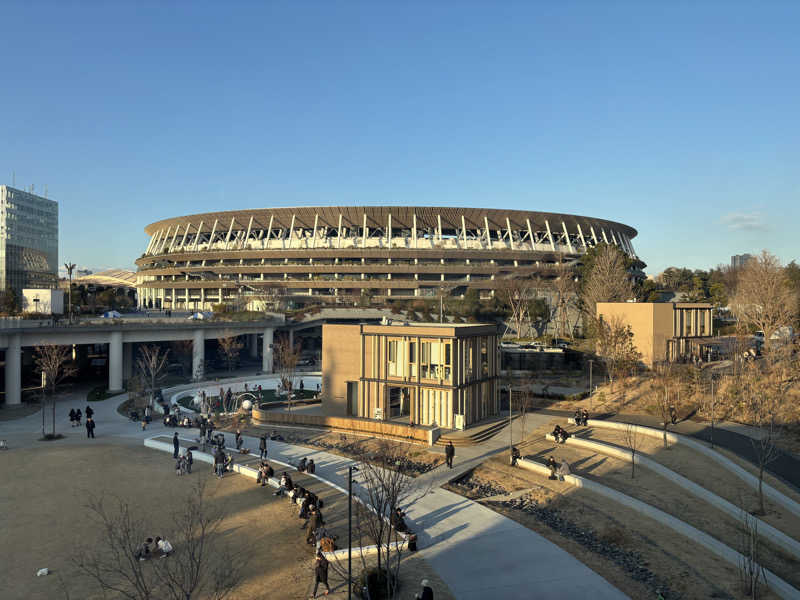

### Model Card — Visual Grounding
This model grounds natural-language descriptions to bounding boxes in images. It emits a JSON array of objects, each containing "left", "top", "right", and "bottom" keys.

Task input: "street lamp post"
[
  {"left": 64, "top": 262, "right": 76, "bottom": 323},
  {"left": 588, "top": 359, "right": 593, "bottom": 411},
  {"left": 348, "top": 465, "right": 359, "bottom": 599},
  {"left": 508, "top": 383, "right": 513, "bottom": 465}
]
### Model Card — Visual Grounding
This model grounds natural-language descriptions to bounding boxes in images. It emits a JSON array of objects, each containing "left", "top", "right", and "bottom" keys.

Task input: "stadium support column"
[
  {"left": 4, "top": 334, "right": 21, "bottom": 405},
  {"left": 109, "top": 331, "right": 123, "bottom": 392},
  {"left": 192, "top": 329, "right": 204, "bottom": 381},
  {"left": 249, "top": 333, "right": 258, "bottom": 358},
  {"left": 262, "top": 328, "right": 274, "bottom": 374}
]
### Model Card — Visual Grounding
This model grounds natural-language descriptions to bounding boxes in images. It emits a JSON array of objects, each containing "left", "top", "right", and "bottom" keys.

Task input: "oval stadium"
[{"left": 135, "top": 207, "right": 640, "bottom": 310}]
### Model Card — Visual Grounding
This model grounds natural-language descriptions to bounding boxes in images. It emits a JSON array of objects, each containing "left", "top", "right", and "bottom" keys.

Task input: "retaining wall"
[
  {"left": 568, "top": 418, "right": 800, "bottom": 520},
  {"left": 545, "top": 433, "right": 800, "bottom": 558},
  {"left": 517, "top": 458, "right": 800, "bottom": 600}
]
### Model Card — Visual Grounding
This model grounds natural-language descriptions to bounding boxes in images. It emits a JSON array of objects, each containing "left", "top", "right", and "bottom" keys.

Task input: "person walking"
[
  {"left": 69, "top": 408, "right": 76, "bottom": 427},
  {"left": 214, "top": 449, "right": 224, "bottom": 478},
  {"left": 259, "top": 434, "right": 267, "bottom": 460},
  {"left": 235, "top": 429, "right": 243, "bottom": 450},
  {"left": 306, "top": 506, "right": 324, "bottom": 544},
  {"left": 310, "top": 549, "right": 330, "bottom": 597},
  {"left": 186, "top": 449, "right": 193, "bottom": 474},
  {"left": 85, "top": 417, "right": 96, "bottom": 439},
  {"left": 85, "top": 405, "right": 94, "bottom": 420},
  {"left": 75, "top": 409, "right": 82, "bottom": 426},
  {"left": 173, "top": 432, "right": 180, "bottom": 459},
  {"left": 445, "top": 441, "right": 455, "bottom": 469}
]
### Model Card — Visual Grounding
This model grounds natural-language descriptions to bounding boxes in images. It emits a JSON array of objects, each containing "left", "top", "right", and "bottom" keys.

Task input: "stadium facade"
[{"left": 135, "top": 207, "right": 640, "bottom": 310}]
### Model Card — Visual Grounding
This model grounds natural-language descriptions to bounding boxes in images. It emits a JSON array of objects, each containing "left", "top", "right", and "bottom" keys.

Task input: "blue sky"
[{"left": 1, "top": 1, "right": 798, "bottom": 275}]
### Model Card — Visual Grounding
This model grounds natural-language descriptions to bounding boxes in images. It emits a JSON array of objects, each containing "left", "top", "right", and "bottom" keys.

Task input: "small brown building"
[
  {"left": 596, "top": 302, "right": 714, "bottom": 367},
  {"left": 322, "top": 321, "right": 499, "bottom": 430}
]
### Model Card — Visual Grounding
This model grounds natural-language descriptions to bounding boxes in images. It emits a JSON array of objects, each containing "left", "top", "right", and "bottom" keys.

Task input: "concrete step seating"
[
  {"left": 517, "top": 456, "right": 800, "bottom": 600},
  {"left": 567, "top": 418, "right": 800, "bottom": 520},
  {"left": 544, "top": 432, "right": 800, "bottom": 559}
]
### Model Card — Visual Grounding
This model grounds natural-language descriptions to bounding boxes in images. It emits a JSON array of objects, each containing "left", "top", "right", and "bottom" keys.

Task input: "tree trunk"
[
  {"left": 758, "top": 463, "right": 766, "bottom": 515},
  {"left": 51, "top": 391, "right": 56, "bottom": 436}
]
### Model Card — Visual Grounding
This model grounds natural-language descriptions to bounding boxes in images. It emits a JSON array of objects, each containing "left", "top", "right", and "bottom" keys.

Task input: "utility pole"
[
  {"left": 508, "top": 383, "right": 513, "bottom": 465},
  {"left": 64, "top": 262, "right": 76, "bottom": 323}
]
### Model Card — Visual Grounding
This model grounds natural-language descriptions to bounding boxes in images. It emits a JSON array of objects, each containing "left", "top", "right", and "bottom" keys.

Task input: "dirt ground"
[
  {"left": 235, "top": 423, "right": 444, "bottom": 476},
  {"left": 517, "top": 424, "right": 800, "bottom": 591},
  {"left": 0, "top": 443, "right": 452, "bottom": 600},
  {"left": 448, "top": 455, "right": 777, "bottom": 600}
]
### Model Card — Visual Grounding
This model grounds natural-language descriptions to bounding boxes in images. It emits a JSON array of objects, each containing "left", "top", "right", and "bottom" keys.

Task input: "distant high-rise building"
[
  {"left": 0, "top": 185, "right": 59, "bottom": 294},
  {"left": 731, "top": 253, "right": 753, "bottom": 269}
]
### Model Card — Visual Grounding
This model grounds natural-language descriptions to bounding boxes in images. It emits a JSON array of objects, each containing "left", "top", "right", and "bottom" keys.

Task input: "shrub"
[{"left": 357, "top": 568, "right": 398, "bottom": 600}]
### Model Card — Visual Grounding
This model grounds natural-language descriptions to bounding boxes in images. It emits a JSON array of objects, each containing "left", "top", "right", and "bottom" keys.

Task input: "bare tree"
[
  {"left": 594, "top": 315, "right": 641, "bottom": 391},
  {"left": 501, "top": 277, "right": 536, "bottom": 339},
  {"left": 217, "top": 333, "right": 243, "bottom": 372},
  {"left": 34, "top": 345, "right": 77, "bottom": 438},
  {"left": 731, "top": 250, "right": 797, "bottom": 353},
  {"left": 580, "top": 244, "right": 635, "bottom": 334},
  {"left": 550, "top": 263, "right": 578, "bottom": 340},
  {"left": 74, "top": 480, "right": 245, "bottom": 600},
  {"left": 653, "top": 362, "right": 675, "bottom": 449},
  {"left": 137, "top": 344, "right": 170, "bottom": 406},
  {"left": 274, "top": 335, "right": 300, "bottom": 410},
  {"left": 352, "top": 440, "right": 428, "bottom": 600},
  {"left": 738, "top": 506, "right": 767, "bottom": 599},
  {"left": 623, "top": 422, "right": 642, "bottom": 479},
  {"left": 741, "top": 360, "right": 784, "bottom": 515}
]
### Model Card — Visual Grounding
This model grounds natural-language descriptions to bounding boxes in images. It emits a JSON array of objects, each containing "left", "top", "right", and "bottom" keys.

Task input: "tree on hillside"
[
  {"left": 74, "top": 480, "right": 245, "bottom": 600},
  {"left": 623, "top": 422, "right": 642, "bottom": 479},
  {"left": 217, "top": 334, "right": 243, "bottom": 372},
  {"left": 579, "top": 245, "right": 634, "bottom": 335},
  {"left": 653, "top": 362, "right": 676, "bottom": 449},
  {"left": 731, "top": 251, "right": 797, "bottom": 352},
  {"left": 137, "top": 345, "right": 170, "bottom": 406},
  {"left": 35, "top": 345, "right": 77, "bottom": 438},
  {"left": 594, "top": 315, "right": 641, "bottom": 390},
  {"left": 501, "top": 277, "right": 536, "bottom": 339}
]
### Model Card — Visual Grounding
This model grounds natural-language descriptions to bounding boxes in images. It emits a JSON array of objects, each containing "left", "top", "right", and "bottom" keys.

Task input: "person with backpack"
[{"left": 311, "top": 549, "right": 330, "bottom": 597}]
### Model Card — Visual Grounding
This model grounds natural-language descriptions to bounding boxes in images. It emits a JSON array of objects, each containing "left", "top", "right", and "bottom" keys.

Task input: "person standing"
[
  {"left": 186, "top": 449, "right": 193, "bottom": 474},
  {"left": 214, "top": 449, "right": 224, "bottom": 478},
  {"left": 173, "top": 432, "right": 180, "bottom": 459},
  {"left": 445, "top": 441, "right": 455, "bottom": 469},
  {"left": 85, "top": 417, "right": 96, "bottom": 439},
  {"left": 69, "top": 408, "right": 76, "bottom": 427},
  {"left": 259, "top": 434, "right": 267, "bottom": 459},
  {"left": 311, "top": 549, "right": 330, "bottom": 597},
  {"left": 85, "top": 405, "right": 94, "bottom": 420},
  {"left": 235, "top": 429, "right": 243, "bottom": 450},
  {"left": 415, "top": 579, "right": 434, "bottom": 600},
  {"left": 75, "top": 409, "right": 82, "bottom": 426}
]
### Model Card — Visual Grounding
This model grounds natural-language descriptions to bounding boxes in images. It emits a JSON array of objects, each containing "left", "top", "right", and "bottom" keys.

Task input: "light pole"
[
  {"left": 348, "top": 465, "right": 359, "bottom": 599},
  {"left": 508, "top": 383, "right": 513, "bottom": 464},
  {"left": 64, "top": 262, "right": 76, "bottom": 323},
  {"left": 588, "top": 359, "right": 593, "bottom": 411}
]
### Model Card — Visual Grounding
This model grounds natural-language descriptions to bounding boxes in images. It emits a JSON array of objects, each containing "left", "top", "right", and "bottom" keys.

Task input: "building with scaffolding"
[{"left": 135, "top": 207, "right": 640, "bottom": 310}]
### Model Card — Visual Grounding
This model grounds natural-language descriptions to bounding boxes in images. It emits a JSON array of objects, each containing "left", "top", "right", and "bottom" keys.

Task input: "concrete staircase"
[{"left": 435, "top": 416, "right": 514, "bottom": 447}]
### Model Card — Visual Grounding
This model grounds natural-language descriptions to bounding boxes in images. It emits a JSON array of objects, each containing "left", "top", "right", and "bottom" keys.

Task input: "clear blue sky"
[{"left": 1, "top": 1, "right": 798, "bottom": 275}]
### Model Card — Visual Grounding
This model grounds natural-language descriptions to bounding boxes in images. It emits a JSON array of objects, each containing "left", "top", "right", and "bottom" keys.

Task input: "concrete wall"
[{"left": 321, "top": 324, "right": 362, "bottom": 417}]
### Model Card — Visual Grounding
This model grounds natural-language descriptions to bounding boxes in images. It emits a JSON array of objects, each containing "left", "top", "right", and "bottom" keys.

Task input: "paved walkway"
[{"left": 1, "top": 384, "right": 626, "bottom": 600}]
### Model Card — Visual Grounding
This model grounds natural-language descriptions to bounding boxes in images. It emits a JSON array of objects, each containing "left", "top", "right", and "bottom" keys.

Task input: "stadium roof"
[{"left": 75, "top": 269, "right": 137, "bottom": 288}]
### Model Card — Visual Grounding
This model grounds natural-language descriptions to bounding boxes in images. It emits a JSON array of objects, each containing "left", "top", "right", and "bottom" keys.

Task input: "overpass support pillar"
[
  {"left": 123, "top": 342, "right": 134, "bottom": 382},
  {"left": 192, "top": 329, "right": 205, "bottom": 381},
  {"left": 109, "top": 331, "right": 123, "bottom": 392},
  {"left": 4, "top": 334, "right": 21, "bottom": 405},
  {"left": 262, "top": 328, "right": 274, "bottom": 374},
  {"left": 249, "top": 334, "right": 258, "bottom": 359}
]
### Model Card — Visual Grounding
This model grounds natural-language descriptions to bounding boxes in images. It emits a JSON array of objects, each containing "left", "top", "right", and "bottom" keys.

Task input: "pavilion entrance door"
[{"left": 388, "top": 386, "right": 411, "bottom": 418}]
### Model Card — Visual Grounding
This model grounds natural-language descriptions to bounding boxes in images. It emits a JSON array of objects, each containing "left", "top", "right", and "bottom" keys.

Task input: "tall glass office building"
[{"left": 0, "top": 186, "right": 59, "bottom": 293}]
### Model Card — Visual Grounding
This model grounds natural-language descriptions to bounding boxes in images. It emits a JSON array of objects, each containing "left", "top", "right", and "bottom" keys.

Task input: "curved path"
[{"left": 1, "top": 378, "right": 626, "bottom": 600}]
